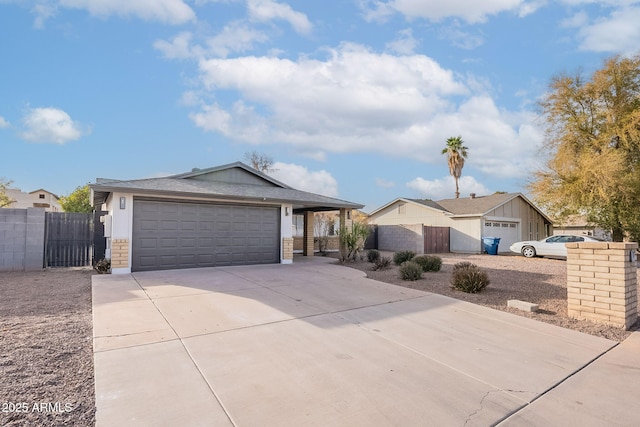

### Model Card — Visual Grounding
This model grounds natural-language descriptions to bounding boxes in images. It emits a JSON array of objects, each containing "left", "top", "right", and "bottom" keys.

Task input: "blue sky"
[{"left": 1, "top": 1, "right": 639, "bottom": 212}]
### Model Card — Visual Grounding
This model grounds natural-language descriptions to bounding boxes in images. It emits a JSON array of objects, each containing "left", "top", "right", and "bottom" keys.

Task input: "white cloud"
[
  {"left": 57, "top": 0, "right": 195, "bottom": 25},
  {"left": 20, "top": 107, "right": 88, "bottom": 144},
  {"left": 205, "top": 21, "right": 269, "bottom": 57},
  {"left": 386, "top": 28, "right": 419, "bottom": 54},
  {"left": 406, "top": 175, "right": 491, "bottom": 200},
  {"left": 0, "top": 116, "right": 9, "bottom": 128},
  {"left": 154, "top": 32, "right": 201, "bottom": 60},
  {"left": 267, "top": 162, "right": 339, "bottom": 197},
  {"left": 361, "top": 0, "right": 531, "bottom": 24},
  {"left": 574, "top": 6, "right": 640, "bottom": 54},
  {"left": 247, "top": 0, "right": 312, "bottom": 34},
  {"left": 187, "top": 43, "right": 543, "bottom": 180}
]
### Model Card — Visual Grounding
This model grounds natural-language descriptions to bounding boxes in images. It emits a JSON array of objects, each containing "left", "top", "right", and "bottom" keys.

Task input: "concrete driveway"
[{"left": 92, "top": 257, "right": 637, "bottom": 426}]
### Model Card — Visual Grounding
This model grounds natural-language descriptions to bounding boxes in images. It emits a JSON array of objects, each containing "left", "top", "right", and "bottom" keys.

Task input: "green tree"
[
  {"left": 530, "top": 54, "right": 640, "bottom": 242},
  {"left": 441, "top": 136, "right": 469, "bottom": 198},
  {"left": 0, "top": 178, "right": 13, "bottom": 207},
  {"left": 59, "top": 184, "right": 93, "bottom": 213}
]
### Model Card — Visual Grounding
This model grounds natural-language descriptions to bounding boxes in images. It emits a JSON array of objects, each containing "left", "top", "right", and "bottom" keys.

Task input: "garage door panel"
[{"left": 132, "top": 200, "right": 280, "bottom": 272}]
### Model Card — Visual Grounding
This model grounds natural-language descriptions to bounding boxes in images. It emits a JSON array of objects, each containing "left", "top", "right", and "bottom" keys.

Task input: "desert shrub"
[
  {"left": 399, "top": 261, "right": 423, "bottom": 281},
  {"left": 393, "top": 250, "right": 416, "bottom": 265},
  {"left": 451, "top": 262, "right": 490, "bottom": 293},
  {"left": 367, "top": 249, "right": 381, "bottom": 263},
  {"left": 412, "top": 255, "right": 442, "bottom": 272},
  {"left": 372, "top": 256, "right": 392, "bottom": 271}
]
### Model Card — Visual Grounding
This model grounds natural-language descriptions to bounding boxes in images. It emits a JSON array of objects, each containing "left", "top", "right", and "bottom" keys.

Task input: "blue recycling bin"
[{"left": 482, "top": 237, "right": 501, "bottom": 255}]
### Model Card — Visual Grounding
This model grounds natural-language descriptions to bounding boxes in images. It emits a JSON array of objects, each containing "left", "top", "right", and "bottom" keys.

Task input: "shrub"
[
  {"left": 367, "top": 249, "right": 381, "bottom": 263},
  {"left": 94, "top": 258, "right": 111, "bottom": 274},
  {"left": 451, "top": 262, "right": 490, "bottom": 293},
  {"left": 393, "top": 250, "right": 416, "bottom": 265},
  {"left": 372, "top": 256, "right": 392, "bottom": 271},
  {"left": 412, "top": 255, "right": 442, "bottom": 272},
  {"left": 399, "top": 261, "right": 423, "bottom": 281}
]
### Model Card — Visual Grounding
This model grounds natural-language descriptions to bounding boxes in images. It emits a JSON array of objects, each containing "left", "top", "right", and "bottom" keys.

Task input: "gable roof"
[
  {"left": 90, "top": 162, "right": 363, "bottom": 212},
  {"left": 369, "top": 192, "right": 552, "bottom": 223},
  {"left": 435, "top": 192, "right": 518, "bottom": 216}
]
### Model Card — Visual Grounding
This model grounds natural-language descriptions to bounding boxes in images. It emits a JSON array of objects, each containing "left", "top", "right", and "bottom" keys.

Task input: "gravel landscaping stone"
[
  {"left": 335, "top": 252, "right": 640, "bottom": 342},
  {"left": 0, "top": 268, "right": 95, "bottom": 427}
]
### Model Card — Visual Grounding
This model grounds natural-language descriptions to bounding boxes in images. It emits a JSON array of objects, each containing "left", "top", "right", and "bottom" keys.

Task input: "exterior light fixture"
[
  {"left": 285, "top": 207, "right": 290, "bottom": 216},
  {"left": 119, "top": 197, "right": 126, "bottom": 209}
]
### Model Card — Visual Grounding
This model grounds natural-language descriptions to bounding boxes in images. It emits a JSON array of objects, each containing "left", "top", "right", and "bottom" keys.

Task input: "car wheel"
[{"left": 522, "top": 246, "right": 536, "bottom": 258}]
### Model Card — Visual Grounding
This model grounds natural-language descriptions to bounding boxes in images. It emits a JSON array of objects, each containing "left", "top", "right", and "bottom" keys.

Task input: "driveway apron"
[{"left": 92, "top": 257, "right": 627, "bottom": 426}]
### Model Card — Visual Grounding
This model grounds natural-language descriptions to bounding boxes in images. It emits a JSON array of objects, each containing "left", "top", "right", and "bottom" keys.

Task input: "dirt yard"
[
  {"left": 335, "top": 252, "right": 640, "bottom": 342},
  {"left": 0, "top": 268, "right": 95, "bottom": 427}
]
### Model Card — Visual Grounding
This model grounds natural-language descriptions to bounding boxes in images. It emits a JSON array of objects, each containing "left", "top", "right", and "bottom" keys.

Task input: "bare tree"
[{"left": 244, "top": 151, "right": 275, "bottom": 173}]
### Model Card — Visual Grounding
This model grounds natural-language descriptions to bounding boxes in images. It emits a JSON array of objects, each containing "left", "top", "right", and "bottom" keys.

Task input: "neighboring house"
[
  {"left": 89, "top": 162, "right": 363, "bottom": 274},
  {"left": 553, "top": 215, "right": 611, "bottom": 241},
  {"left": 368, "top": 192, "right": 552, "bottom": 254},
  {"left": 3, "top": 188, "right": 61, "bottom": 211}
]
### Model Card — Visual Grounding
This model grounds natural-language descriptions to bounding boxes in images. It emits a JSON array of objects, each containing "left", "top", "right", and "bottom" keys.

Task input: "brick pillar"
[
  {"left": 303, "top": 211, "right": 314, "bottom": 256},
  {"left": 566, "top": 242, "right": 638, "bottom": 329},
  {"left": 282, "top": 237, "right": 293, "bottom": 262},
  {"left": 111, "top": 239, "right": 130, "bottom": 270}
]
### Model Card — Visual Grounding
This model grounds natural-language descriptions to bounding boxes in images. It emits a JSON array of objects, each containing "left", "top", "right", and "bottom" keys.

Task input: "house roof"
[
  {"left": 370, "top": 192, "right": 553, "bottom": 223},
  {"left": 90, "top": 161, "right": 363, "bottom": 212}
]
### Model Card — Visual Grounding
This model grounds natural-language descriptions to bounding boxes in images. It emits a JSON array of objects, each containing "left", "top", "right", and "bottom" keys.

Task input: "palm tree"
[{"left": 441, "top": 136, "right": 469, "bottom": 198}]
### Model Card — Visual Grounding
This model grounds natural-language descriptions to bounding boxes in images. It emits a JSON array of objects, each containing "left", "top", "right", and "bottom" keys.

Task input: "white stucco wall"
[{"left": 280, "top": 203, "right": 293, "bottom": 264}]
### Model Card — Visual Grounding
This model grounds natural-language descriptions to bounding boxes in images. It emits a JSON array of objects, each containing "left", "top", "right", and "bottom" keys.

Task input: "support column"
[
  {"left": 339, "top": 209, "right": 353, "bottom": 258},
  {"left": 303, "top": 211, "right": 315, "bottom": 256}
]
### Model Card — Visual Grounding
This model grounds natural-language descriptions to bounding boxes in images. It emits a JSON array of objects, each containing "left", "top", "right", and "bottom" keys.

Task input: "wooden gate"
[
  {"left": 424, "top": 226, "right": 450, "bottom": 254},
  {"left": 44, "top": 212, "right": 94, "bottom": 267}
]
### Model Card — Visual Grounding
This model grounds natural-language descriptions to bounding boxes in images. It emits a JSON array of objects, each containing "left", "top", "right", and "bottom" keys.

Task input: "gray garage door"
[{"left": 132, "top": 200, "right": 280, "bottom": 272}]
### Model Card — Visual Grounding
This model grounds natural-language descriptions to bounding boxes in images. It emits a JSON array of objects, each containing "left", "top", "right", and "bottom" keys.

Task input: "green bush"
[
  {"left": 451, "top": 262, "right": 490, "bottom": 293},
  {"left": 399, "top": 261, "right": 423, "bottom": 281},
  {"left": 393, "top": 250, "right": 416, "bottom": 265},
  {"left": 412, "top": 255, "right": 442, "bottom": 272},
  {"left": 367, "top": 249, "right": 381, "bottom": 263},
  {"left": 372, "top": 256, "right": 392, "bottom": 271}
]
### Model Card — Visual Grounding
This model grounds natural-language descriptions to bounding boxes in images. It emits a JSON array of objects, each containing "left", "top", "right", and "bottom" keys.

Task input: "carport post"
[
  {"left": 339, "top": 209, "right": 353, "bottom": 257},
  {"left": 303, "top": 211, "right": 315, "bottom": 256}
]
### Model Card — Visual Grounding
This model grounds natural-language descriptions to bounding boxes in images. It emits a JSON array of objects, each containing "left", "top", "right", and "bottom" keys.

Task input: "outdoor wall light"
[
  {"left": 285, "top": 206, "right": 290, "bottom": 216},
  {"left": 119, "top": 197, "right": 126, "bottom": 210}
]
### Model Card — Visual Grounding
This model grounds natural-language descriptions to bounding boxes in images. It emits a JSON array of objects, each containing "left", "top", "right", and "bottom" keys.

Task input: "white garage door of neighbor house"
[
  {"left": 131, "top": 200, "right": 280, "bottom": 272},
  {"left": 484, "top": 221, "right": 519, "bottom": 253}
]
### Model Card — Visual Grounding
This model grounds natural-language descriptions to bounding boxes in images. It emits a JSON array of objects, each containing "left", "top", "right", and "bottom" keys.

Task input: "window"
[
  {"left": 398, "top": 203, "right": 406, "bottom": 215},
  {"left": 509, "top": 224, "right": 517, "bottom": 228},
  {"left": 39, "top": 194, "right": 45, "bottom": 199},
  {"left": 485, "top": 222, "right": 493, "bottom": 227},
  {"left": 501, "top": 223, "right": 509, "bottom": 228}
]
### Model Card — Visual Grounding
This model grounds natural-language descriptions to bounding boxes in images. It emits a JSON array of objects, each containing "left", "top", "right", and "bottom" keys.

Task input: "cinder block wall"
[
  {"left": 0, "top": 208, "right": 45, "bottom": 271},
  {"left": 566, "top": 242, "right": 638, "bottom": 329},
  {"left": 378, "top": 224, "right": 423, "bottom": 254}
]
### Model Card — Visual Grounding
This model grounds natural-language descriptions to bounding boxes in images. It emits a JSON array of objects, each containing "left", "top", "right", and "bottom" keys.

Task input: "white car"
[{"left": 509, "top": 234, "right": 605, "bottom": 258}]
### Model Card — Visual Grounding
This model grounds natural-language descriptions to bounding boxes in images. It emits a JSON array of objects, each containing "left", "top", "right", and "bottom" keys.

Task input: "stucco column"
[{"left": 303, "top": 211, "right": 315, "bottom": 256}]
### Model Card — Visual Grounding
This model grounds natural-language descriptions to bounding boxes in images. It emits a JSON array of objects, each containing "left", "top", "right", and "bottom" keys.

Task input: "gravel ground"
[
  {"left": 335, "top": 252, "right": 640, "bottom": 342},
  {"left": 0, "top": 268, "right": 95, "bottom": 427}
]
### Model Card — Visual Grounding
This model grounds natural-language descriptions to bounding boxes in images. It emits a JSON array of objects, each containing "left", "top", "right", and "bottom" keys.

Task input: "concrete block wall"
[
  {"left": 0, "top": 208, "right": 45, "bottom": 271},
  {"left": 378, "top": 224, "right": 423, "bottom": 254},
  {"left": 566, "top": 242, "right": 638, "bottom": 329}
]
